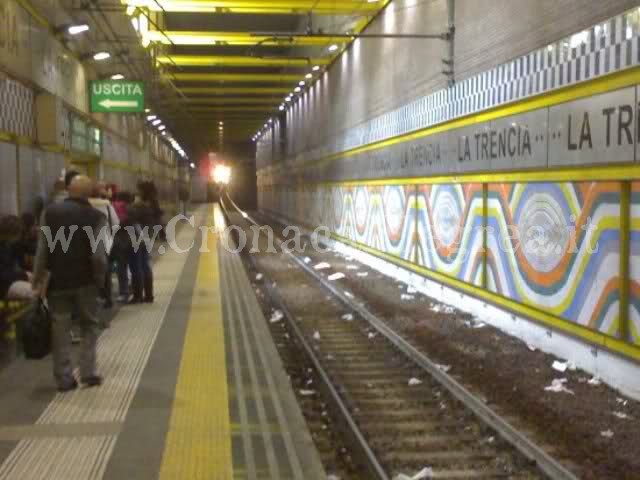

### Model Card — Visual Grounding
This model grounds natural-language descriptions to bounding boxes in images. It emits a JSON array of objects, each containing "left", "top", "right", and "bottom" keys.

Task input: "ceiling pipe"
[
  {"left": 443, "top": 0, "right": 456, "bottom": 86},
  {"left": 251, "top": 32, "right": 449, "bottom": 40}
]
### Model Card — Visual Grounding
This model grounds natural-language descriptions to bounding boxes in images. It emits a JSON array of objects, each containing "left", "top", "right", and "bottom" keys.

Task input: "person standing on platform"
[
  {"left": 127, "top": 185, "right": 156, "bottom": 304},
  {"left": 32, "top": 175, "right": 108, "bottom": 392},
  {"left": 89, "top": 181, "right": 120, "bottom": 310}
]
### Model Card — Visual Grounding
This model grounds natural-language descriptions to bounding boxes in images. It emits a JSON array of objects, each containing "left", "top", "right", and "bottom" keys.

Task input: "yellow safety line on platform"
[{"left": 159, "top": 222, "right": 233, "bottom": 479}]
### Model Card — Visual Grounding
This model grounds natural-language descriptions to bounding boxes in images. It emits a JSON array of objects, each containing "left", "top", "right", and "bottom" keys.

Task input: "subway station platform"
[{"left": 0, "top": 206, "right": 325, "bottom": 480}]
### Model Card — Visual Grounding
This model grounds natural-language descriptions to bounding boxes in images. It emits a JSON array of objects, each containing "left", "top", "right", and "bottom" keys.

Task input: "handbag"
[{"left": 21, "top": 299, "right": 52, "bottom": 359}]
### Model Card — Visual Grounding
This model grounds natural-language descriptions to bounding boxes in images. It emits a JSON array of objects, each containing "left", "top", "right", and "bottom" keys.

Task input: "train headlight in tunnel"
[{"left": 212, "top": 165, "right": 232, "bottom": 185}]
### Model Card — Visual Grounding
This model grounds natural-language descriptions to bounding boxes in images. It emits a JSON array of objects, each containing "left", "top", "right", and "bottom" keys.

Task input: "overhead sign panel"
[{"left": 90, "top": 80, "right": 145, "bottom": 113}]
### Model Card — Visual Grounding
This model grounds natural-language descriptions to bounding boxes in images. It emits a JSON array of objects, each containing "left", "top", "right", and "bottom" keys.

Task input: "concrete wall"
[
  {"left": 256, "top": 3, "right": 640, "bottom": 366},
  {"left": 0, "top": 0, "right": 182, "bottom": 216},
  {"left": 265, "top": 0, "right": 639, "bottom": 163}
]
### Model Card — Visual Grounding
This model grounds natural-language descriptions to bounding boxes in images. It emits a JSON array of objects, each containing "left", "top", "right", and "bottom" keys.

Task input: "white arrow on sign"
[{"left": 99, "top": 99, "right": 139, "bottom": 109}]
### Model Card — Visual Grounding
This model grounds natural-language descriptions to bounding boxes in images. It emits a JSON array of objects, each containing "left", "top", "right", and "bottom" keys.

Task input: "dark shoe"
[
  {"left": 81, "top": 375, "right": 103, "bottom": 388},
  {"left": 58, "top": 379, "right": 78, "bottom": 393}
]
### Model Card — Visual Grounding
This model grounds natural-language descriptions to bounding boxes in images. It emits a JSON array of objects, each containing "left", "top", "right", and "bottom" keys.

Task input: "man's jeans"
[{"left": 48, "top": 286, "right": 99, "bottom": 388}]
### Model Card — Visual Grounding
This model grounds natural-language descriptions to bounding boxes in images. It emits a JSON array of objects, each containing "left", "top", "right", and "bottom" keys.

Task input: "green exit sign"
[{"left": 90, "top": 80, "right": 145, "bottom": 113}]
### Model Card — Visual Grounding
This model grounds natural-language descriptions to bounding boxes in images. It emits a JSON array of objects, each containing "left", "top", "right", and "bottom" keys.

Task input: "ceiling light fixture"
[
  {"left": 299, "top": 80, "right": 305, "bottom": 86},
  {"left": 111, "top": 74, "right": 124, "bottom": 80},
  {"left": 328, "top": 44, "right": 339, "bottom": 52},
  {"left": 305, "top": 73, "right": 313, "bottom": 79},
  {"left": 312, "top": 65, "right": 320, "bottom": 71},
  {"left": 152, "top": 119, "right": 162, "bottom": 126},
  {"left": 147, "top": 115, "right": 157, "bottom": 121},
  {"left": 68, "top": 24, "right": 90, "bottom": 36},
  {"left": 93, "top": 52, "right": 111, "bottom": 61},
  {"left": 294, "top": 87, "right": 301, "bottom": 93}
]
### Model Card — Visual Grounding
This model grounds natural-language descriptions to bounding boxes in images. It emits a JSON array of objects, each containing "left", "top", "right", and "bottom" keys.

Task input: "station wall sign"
[
  {"left": 301, "top": 85, "right": 638, "bottom": 183},
  {"left": 90, "top": 80, "right": 145, "bottom": 113}
]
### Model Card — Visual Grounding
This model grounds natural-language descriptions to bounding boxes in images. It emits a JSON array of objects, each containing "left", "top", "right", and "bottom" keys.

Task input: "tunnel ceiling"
[{"left": 72, "top": 0, "right": 391, "bottom": 159}]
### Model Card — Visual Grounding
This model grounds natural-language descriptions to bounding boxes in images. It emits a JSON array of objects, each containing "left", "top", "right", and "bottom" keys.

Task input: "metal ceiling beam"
[
  {"left": 145, "top": 31, "right": 351, "bottom": 46},
  {"left": 120, "top": 0, "right": 384, "bottom": 15},
  {"left": 178, "top": 86, "right": 292, "bottom": 95},
  {"left": 187, "top": 106, "right": 278, "bottom": 112},
  {"left": 167, "top": 72, "right": 303, "bottom": 82},
  {"left": 156, "top": 55, "right": 331, "bottom": 68},
  {"left": 175, "top": 97, "right": 283, "bottom": 104}
]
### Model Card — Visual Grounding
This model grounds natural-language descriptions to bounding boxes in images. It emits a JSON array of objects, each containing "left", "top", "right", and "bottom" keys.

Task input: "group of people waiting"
[{"left": 0, "top": 170, "right": 165, "bottom": 392}]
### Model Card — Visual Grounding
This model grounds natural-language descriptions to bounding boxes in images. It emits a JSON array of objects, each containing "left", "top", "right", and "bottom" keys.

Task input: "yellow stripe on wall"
[{"left": 159, "top": 224, "right": 233, "bottom": 479}]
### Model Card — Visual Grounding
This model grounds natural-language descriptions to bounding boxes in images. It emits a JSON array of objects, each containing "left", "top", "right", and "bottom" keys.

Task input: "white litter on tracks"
[
  {"left": 328, "top": 272, "right": 346, "bottom": 281},
  {"left": 313, "top": 331, "right": 321, "bottom": 340},
  {"left": 346, "top": 264, "right": 359, "bottom": 270},
  {"left": 314, "top": 262, "right": 331, "bottom": 270},
  {"left": 552, "top": 360, "right": 576, "bottom": 373},
  {"left": 435, "top": 364, "right": 451, "bottom": 373},
  {"left": 393, "top": 467, "right": 434, "bottom": 480},
  {"left": 613, "top": 411, "right": 631, "bottom": 420},
  {"left": 255, "top": 273, "right": 263, "bottom": 281},
  {"left": 357, "top": 272, "right": 369, "bottom": 277},
  {"left": 299, "top": 389, "right": 316, "bottom": 396},
  {"left": 341, "top": 313, "right": 354, "bottom": 321},
  {"left": 408, "top": 378, "right": 423, "bottom": 386},
  {"left": 304, "top": 257, "right": 312, "bottom": 263},
  {"left": 544, "top": 378, "right": 574, "bottom": 395},
  {"left": 601, "top": 429, "right": 614, "bottom": 438},
  {"left": 401, "top": 294, "right": 415, "bottom": 301},
  {"left": 368, "top": 332, "right": 377, "bottom": 339},
  {"left": 270, "top": 310, "right": 284, "bottom": 323},
  {"left": 588, "top": 376, "right": 602, "bottom": 386},
  {"left": 344, "top": 291, "right": 354, "bottom": 298}
]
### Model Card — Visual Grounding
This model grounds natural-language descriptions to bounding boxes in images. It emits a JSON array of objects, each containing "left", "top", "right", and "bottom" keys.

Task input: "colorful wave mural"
[
  {"left": 332, "top": 185, "right": 415, "bottom": 262},
  {"left": 415, "top": 184, "right": 484, "bottom": 285},
  {"left": 630, "top": 182, "right": 640, "bottom": 345},
  {"left": 486, "top": 182, "right": 622, "bottom": 337},
  {"left": 259, "top": 179, "right": 631, "bottom": 345}
]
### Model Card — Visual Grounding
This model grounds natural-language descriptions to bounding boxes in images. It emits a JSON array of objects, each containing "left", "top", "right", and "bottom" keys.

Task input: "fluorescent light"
[
  {"left": 145, "top": 108, "right": 150, "bottom": 113},
  {"left": 190, "top": 162, "right": 196, "bottom": 168},
  {"left": 328, "top": 44, "right": 339, "bottom": 52},
  {"left": 219, "top": 121, "right": 224, "bottom": 125},
  {"left": 158, "top": 125, "right": 166, "bottom": 131},
  {"left": 279, "top": 105, "right": 285, "bottom": 111},
  {"left": 111, "top": 74, "right": 125, "bottom": 80},
  {"left": 294, "top": 87, "right": 301, "bottom": 93},
  {"left": 268, "top": 118, "right": 273, "bottom": 123},
  {"left": 285, "top": 96, "right": 292, "bottom": 102},
  {"left": 299, "top": 80, "right": 305, "bottom": 86},
  {"left": 305, "top": 73, "right": 313, "bottom": 79},
  {"left": 147, "top": 115, "right": 157, "bottom": 121},
  {"left": 68, "top": 24, "right": 90, "bottom": 35},
  {"left": 312, "top": 65, "right": 320, "bottom": 72},
  {"left": 93, "top": 52, "right": 111, "bottom": 61},
  {"left": 152, "top": 119, "right": 162, "bottom": 126},
  {"left": 161, "top": 131, "right": 166, "bottom": 135}
]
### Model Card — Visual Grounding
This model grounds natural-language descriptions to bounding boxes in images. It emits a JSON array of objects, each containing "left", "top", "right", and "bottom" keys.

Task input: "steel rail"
[
  {"left": 223, "top": 193, "right": 580, "bottom": 480},
  {"left": 218, "top": 197, "right": 390, "bottom": 480}
]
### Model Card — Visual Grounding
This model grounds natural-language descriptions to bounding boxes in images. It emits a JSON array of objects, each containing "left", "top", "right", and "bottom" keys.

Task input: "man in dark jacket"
[{"left": 33, "top": 175, "right": 108, "bottom": 392}]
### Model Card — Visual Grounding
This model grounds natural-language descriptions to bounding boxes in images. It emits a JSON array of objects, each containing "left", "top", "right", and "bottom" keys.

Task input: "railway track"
[{"left": 220, "top": 196, "right": 579, "bottom": 480}]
